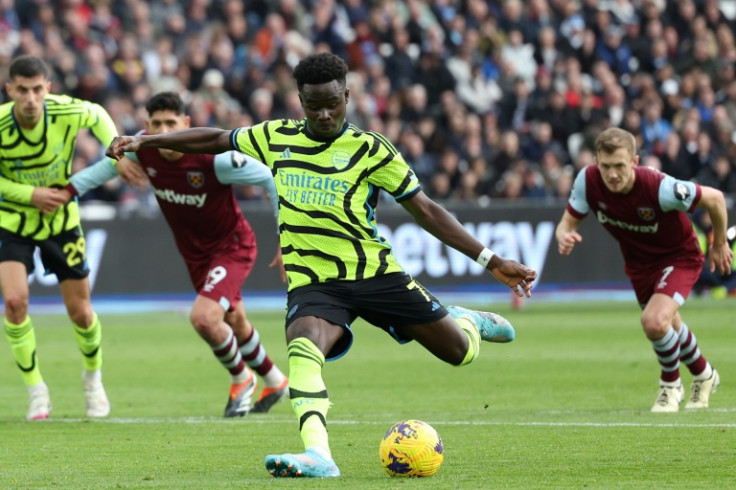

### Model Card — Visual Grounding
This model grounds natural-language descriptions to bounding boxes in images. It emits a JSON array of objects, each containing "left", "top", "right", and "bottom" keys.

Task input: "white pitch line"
[
  {"left": 8, "top": 416, "right": 736, "bottom": 428},
  {"left": 535, "top": 407, "right": 736, "bottom": 415}
]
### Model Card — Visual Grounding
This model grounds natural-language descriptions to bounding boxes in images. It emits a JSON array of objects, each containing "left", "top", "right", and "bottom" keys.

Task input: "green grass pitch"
[{"left": 1, "top": 298, "right": 734, "bottom": 488}]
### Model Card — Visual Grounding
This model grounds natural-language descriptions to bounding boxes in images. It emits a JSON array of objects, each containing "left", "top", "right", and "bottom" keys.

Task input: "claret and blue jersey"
[{"left": 567, "top": 165, "right": 704, "bottom": 269}]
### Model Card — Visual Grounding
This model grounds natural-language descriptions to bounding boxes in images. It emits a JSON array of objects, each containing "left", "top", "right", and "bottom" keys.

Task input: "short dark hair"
[
  {"left": 145, "top": 92, "right": 186, "bottom": 116},
  {"left": 292, "top": 53, "right": 348, "bottom": 90},
  {"left": 9, "top": 55, "right": 51, "bottom": 80}
]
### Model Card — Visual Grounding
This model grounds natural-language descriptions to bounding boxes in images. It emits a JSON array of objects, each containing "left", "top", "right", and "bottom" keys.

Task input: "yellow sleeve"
[
  {"left": 84, "top": 102, "right": 119, "bottom": 152},
  {"left": 0, "top": 175, "right": 35, "bottom": 204}
]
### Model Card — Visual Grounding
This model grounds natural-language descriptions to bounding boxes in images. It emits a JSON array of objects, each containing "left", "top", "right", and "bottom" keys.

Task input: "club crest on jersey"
[
  {"left": 332, "top": 151, "right": 351, "bottom": 170},
  {"left": 674, "top": 182, "right": 690, "bottom": 201},
  {"left": 637, "top": 207, "right": 656, "bottom": 221},
  {"left": 187, "top": 171, "right": 204, "bottom": 188}
]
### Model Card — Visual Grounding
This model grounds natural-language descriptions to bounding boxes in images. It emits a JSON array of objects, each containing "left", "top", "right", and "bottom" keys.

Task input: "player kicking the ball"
[
  {"left": 63, "top": 92, "right": 288, "bottom": 416},
  {"left": 104, "top": 53, "right": 536, "bottom": 478}
]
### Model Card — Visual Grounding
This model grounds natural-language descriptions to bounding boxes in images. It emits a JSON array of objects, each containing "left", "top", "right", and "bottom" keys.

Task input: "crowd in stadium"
[{"left": 1, "top": 0, "right": 735, "bottom": 206}]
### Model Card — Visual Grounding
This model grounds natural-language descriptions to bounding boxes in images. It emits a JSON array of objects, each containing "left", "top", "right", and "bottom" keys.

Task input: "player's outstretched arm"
[
  {"left": 697, "top": 186, "right": 734, "bottom": 274},
  {"left": 211, "top": 152, "right": 285, "bottom": 282},
  {"left": 106, "top": 128, "right": 233, "bottom": 160},
  {"left": 67, "top": 158, "right": 118, "bottom": 198},
  {"left": 555, "top": 210, "right": 583, "bottom": 256},
  {"left": 400, "top": 191, "right": 537, "bottom": 297}
]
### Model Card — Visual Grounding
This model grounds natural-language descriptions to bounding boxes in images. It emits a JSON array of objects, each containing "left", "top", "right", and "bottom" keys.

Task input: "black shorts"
[
  {"left": 0, "top": 226, "right": 90, "bottom": 281},
  {"left": 285, "top": 272, "right": 448, "bottom": 361}
]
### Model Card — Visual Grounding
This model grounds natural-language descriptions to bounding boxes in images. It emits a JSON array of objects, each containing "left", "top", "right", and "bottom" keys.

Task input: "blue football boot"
[
  {"left": 447, "top": 305, "right": 516, "bottom": 343},
  {"left": 265, "top": 448, "right": 341, "bottom": 478}
]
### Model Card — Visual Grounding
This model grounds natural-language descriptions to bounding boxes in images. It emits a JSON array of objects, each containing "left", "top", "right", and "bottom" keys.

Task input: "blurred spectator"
[
  {"left": 447, "top": 28, "right": 501, "bottom": 114},
  {"left": 400, "top": 130, "right": 435, "bottom": 184},
  {"left": 552, "top": 164, "right": 575, "bottom": 201},
  {"left": 0, "top": 0, "right": 734, "bottom": 209},
  {"left": 661, "top": 131, "right": 694, "bottom": 180},
  {"left": 534, "top": 26, "right": 560, "bottom": 74},
  {"left": 495, "top": 168, "right": 524, "bottom": 199},
  {"left": 522, "top": 121, "right": 565, "bottom": 164},
  {"left": 643, "top": 154, "right": 663, "bottom": 170},
  {"left": 492, "top": 130, "right": 522, "bottom": 180},
  {"left": 383, "top": 25, "right": 415, "bottom": 92},
  {"left": 696, "top": 153, "right": 736, "bottom": 194},
  {"left": 641, "top": 98, "right": 673, "bottom": 154},
  {"left": 435, "top": 147, "right": 463, "bottom": 193},
  {"left": 596, "top": 24, "right": 633, "bottom": 76},
  {"left": 521, "top": 164, "right": 548, "bottom": 199},
  {"left": 455, "top": 169, "right": 481, "bottom": 203},
  {"left": 500, "top": 28, "right": 537, "bottom": 87},
  {"left": 414, "top": 50, "right": 456, "bottom": 110},
  {"left": 498, "top": 76, "right": 532, "bottom": 133},
  {"left": 197, "top": 68, "right": 237, "bottom": 126}
]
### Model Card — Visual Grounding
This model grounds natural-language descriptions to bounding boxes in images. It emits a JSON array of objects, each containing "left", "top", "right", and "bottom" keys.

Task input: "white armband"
[{"left": 476, "top": 247, "right": 495, "bottom": 268}]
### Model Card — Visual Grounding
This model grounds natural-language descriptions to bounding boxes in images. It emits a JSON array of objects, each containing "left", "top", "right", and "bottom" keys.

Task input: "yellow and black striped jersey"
[
  {"left": 0, "top": 94, "right": 118, "bottom": 238},
  {"left": 231, "top": 119, "right": 421, "bottom": 291}
]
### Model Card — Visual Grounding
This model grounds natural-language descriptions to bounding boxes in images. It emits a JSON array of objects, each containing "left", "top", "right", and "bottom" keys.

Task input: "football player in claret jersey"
[
  {"left": 0, "top": 55, "right": 115, "bottom": 420},
  {"left": 65, "top": 92, "right": 288, "bottom": 417},
  {"left": 105, "top": 53, "right": 537, "bottom": 478},
  {"left": 556, "top": 127, "right": 733, "bottom": 413}
]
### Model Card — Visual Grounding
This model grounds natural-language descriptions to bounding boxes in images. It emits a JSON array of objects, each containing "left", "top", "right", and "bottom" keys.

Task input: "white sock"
[
  {"left": 231, "top": 368, "right": 252, "bottom": 385},
  {"left": 83, "top": 369, "right": 102, "bottom": 383},
  {"left": 693, "top": 363, "right": 713, "bottom": 381},
  {"left": 28, "top": 381, "right": 48, "bottom": 395},
  {"left": 262, "top": 365, "right": 286, "bottom": 387}
]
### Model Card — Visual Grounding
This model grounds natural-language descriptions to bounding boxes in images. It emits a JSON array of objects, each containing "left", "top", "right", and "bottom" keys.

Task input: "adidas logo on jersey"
[{"left": 279, "top": 148, "right": 292, "bottom": 159}]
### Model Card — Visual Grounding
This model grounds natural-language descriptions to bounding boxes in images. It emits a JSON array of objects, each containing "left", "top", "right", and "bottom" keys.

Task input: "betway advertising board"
[{"left": 28, "top": 202, "right": 628, "bottom": 297}]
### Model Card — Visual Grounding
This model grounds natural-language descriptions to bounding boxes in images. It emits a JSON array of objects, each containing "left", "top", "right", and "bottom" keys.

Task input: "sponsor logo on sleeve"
[
  {"left": 232, "top": 152, "right": 247, "bottom": 168},
  {"left": 674, "top": 182, "right": 690, "bottom": 201}
]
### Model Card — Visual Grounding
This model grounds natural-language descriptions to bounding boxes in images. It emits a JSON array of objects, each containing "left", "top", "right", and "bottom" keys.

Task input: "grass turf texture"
[{"left": 1, "top": 298, "right": 734, "bottom": 488}]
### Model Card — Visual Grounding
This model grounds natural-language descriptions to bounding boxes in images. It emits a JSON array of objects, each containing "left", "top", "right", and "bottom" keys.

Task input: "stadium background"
[
  {"left": 2, "top": 7, "right": 735, "bottom": 488},
  {"left": 2, "top": 0, "right": 736, "bottom": 305}
]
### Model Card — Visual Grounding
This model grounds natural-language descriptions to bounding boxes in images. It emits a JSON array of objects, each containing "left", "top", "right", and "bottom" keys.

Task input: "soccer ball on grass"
[{"left": 379, "top": 419, "right": 444, "bottom": 477}]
